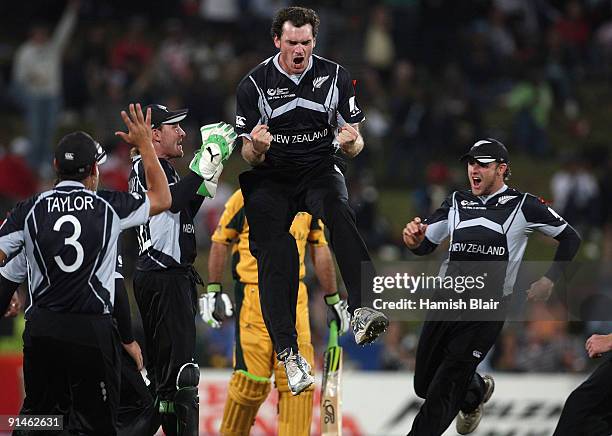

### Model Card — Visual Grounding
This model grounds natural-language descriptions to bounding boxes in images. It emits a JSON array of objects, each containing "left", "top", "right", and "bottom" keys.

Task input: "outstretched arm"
[
  {"left": 527, "top": 225, "right": 581, "bottom": 301},
  {"left": 169, "top": 173, "right": 205, "bottom": 214},
  {"left": 403, "top": 217, "right": 437, "bottom": 255},
  {"left": 116, "top": 104, "right": 171, "bottom": 216},
  {"left": 544, "top": 225, "right": 582, "bottom": 282}
]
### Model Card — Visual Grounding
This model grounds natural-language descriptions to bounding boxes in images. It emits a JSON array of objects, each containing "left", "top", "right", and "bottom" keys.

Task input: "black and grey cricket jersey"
[
  {"left": 0, "top": 181, "right": 150, "bottom": 314},
  {"left": 417, "top": 185, "right": 571, "bottom": 295},
  {"left": 0, "top": 241, "right": 125, "bottom": 313},
  {"left": 235, "top": 53, "right": 365, "bottom": 168},
  {"left": 129, "top": 157, "right": 201, "bottom": 271}
]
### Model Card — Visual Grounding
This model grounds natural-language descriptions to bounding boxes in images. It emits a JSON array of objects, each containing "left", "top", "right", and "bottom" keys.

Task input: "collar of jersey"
[
  {"left": 477, "top": 184, "right": 508, "bottom": 204},
  {"left": 56, "top": 180, "right": 86, "bottom": 189},
  {"left": 272, "top": 53, "right": 313, "bottom": 85}
]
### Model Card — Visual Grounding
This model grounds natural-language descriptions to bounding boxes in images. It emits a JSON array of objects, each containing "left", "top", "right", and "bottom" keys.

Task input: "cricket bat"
[{"left": 321, "top": 320, "right": 342, "bottom": 436}]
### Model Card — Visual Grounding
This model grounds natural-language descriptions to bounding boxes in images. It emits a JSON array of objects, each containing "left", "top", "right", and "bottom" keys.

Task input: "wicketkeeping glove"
[
  {"left": 324, "top": 292, "right": 350, "bottom": 335},
  {"left": 189, "top": 122, "right": 237, "bottom": 198},
  {"left": 199, "top": 283, "right": 234, "bottom": 328}
]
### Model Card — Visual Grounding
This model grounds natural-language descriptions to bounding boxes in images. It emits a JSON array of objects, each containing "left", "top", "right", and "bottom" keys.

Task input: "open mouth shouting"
[
  {"left": 471, "top": 175, "right": 482, "bottom": 190},
  {"left": 293, "top": 55, "right": 305, "bottom": 70}
]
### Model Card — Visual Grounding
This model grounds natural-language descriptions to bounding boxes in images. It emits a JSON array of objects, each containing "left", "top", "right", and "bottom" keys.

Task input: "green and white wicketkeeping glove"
[
  {"left": 199, "top": 283, "right": 234, "bottom": 328},
  {"left": 189, "top": 122, "right": 237, "bottom": 198}
]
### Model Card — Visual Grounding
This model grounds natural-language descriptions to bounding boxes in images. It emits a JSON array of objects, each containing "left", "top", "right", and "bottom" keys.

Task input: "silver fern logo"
[
  {"left": 497, "top": 195, "right": 517, "bottom": 205},
  {"left": 312, "top": 75, "right": 329, "bottom": 91}
]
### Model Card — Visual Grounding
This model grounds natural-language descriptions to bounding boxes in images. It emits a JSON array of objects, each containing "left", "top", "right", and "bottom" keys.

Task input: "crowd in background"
[{"left": 0, "top": 0, "right": 611, "bottom": 374}]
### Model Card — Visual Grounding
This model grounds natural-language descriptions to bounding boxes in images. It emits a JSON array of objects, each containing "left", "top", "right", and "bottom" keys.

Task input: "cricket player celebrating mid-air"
[{"left": 235, "top": 5, "right": 388, "bottom": 397}]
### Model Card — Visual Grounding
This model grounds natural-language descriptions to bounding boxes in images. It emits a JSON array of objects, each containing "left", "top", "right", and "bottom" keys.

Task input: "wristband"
[
  {"left": 207, "top": 283, "right": 222, "bottom": 293},
  {"left": 324, "top": 292, "right": 340, "bottom": 305}
]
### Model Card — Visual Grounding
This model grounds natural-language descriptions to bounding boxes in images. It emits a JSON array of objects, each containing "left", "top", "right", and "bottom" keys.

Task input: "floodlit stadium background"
[{"left": 0, "top": 1, "right": 610, "bottom": 434}]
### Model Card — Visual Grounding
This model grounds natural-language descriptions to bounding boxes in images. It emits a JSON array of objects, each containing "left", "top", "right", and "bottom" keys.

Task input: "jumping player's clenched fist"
[
  {"left": 337, "top": 124, "right": 358, "bottom": 151},
  {"left": 251, "top": 124, "right": 272, "bottom": 155}
]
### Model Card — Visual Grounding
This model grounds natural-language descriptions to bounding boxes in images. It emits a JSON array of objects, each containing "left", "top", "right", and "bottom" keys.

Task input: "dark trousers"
[
  {"left": 554, "top": 358, "right": 612, "bottom": 436},
  {"left": 117, "top": 348, "right": 158, "bottom": 436},
  {"left": 19, "top": 315, "right": 120, "bottom": 436},
  {"left": 133, "top": 268, "right": 197, "bottom": 436},
  {"left": 239, "top": 157, "right": 372, "bottom": 354},
  {"left": 408, "top": 318, "right": 504, "bottom": 436}
]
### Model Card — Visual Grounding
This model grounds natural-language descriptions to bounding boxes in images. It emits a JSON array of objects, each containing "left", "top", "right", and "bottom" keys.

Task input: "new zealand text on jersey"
[
  {"left": 451, "top": 242, "right": 506, "bottom": 256},
  {"left": 272, "top": 128, "right": 329, "bottom": 144},
  {"left": 46, "top": 196, "right": 94, "bottom": 213}
]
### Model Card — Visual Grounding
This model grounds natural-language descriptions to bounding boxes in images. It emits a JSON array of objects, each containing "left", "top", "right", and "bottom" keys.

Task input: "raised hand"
[
  {"left": 115, "top": 103, "right": 153, "bottom": 151},
  {"left": 403, "top": 217, "right": 428, "bottom": 249},
  {"left": 526, "top": 276, "right": 554, "bottom": 301}
]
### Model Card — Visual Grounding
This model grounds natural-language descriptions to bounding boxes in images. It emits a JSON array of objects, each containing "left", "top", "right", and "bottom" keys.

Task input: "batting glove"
[
  {"left": 199, "top": 283, "right": 234, "bottom": 328},
  {"left": 324, "top": 292, "right": 350, "bottom": 335},
  {"left": 189, "top": 122, "right": 237, "bottom": 197}
]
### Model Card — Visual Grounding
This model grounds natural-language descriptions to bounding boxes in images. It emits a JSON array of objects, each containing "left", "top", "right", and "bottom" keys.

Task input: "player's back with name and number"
[{"left": 0, "top": 181, "right": 148, "bottom": 316}]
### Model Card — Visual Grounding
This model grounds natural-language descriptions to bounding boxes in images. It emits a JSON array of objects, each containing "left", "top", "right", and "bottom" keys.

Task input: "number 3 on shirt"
[{"left": 53, "top": 215, "right": 84, "bottom": 273}]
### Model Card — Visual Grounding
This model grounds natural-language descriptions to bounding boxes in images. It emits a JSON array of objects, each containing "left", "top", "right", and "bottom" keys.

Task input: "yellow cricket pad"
[
  {"left": 220, "top": 370, "right": 271, "bottom": 436},
  {"left": 278, "top": 389, "right": 314, "bottom": 436},
  {"left": 274, "top": 342, "right": 314, "bottom": 436}
]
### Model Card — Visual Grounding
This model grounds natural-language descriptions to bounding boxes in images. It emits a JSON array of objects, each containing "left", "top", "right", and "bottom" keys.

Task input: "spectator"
[
  {"left": 364, "top": 5, "right": 395, "bottom": 81},
  {"left": 550, "top": 154, "right": 600, "bottom": 234},
  {"left": 11, "top": 0, "right": 79, "bottom": 176},
  {"left": 505, "top": 67, "right": 553, "bottom": 155}
]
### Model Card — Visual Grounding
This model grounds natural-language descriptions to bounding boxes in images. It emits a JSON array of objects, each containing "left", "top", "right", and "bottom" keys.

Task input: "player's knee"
[
  {"left": 171, "top": 362, "right": 199, "bottom": 411},
  {"left": 177, "top": 362, "right": 200, "bottom": 390},
  {"left": 172, "top": 363, "right": 200, "bottom": 435},
  {"left": 220, "top": 371, "right": 271, "bottom": 436},
  {"left": 321, "top": 195, "right": 354, "bottom": 224},
  {"left": 229, "top": 370, "right": 271, "bottom": 405}
]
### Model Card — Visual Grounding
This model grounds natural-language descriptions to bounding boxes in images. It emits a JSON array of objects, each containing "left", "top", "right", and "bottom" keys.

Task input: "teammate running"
[
  {"left": 402, "top": 138, "right": 581, "bottom": 435},
  {"left": 236, "top": 6, "right": 387, "bottom": 396}
]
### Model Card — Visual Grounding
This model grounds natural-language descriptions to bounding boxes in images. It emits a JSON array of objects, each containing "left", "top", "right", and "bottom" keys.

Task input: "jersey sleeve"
[
  {"left": 211, "top": 191, "right": 245, "bottom": 245},
  {"left": 336, "top": 65, "right": 365, "bottom": 126},
  {"left": 100, "top": 190, "right": 151, "bottom": 231},
  {"left": 307, "top": 217, "right": 328, "bottom": 247},
  {"left": 424, "top": 194, "right": 453, "bottom": 244},
  {"left": 128, "top": 157, "right": 147, "bottom": 193},
  {"left": 522, "top": 194, "right": 568, "bottom": 237},
  {"left": 235, "top": 77, "right": 261, "bottom": 139},
  {"left": 0, "top": 197, "right": 35, "bottom": 259},
  {"left": 0, "top": 249, "right": 27, "bottom": 283}
]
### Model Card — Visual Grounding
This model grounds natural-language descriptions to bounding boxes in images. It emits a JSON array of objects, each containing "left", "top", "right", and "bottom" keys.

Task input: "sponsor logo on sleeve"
[{"left": 235, "top": 116, "right": 246, "bottom": 128}]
